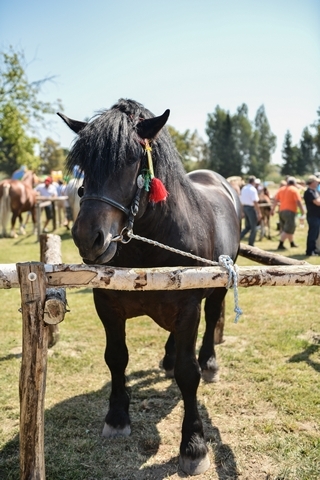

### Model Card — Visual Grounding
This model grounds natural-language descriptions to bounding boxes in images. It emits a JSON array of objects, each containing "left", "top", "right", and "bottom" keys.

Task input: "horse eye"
[{"left": 78, "top": 185, "right": 84, "bottom": 197}]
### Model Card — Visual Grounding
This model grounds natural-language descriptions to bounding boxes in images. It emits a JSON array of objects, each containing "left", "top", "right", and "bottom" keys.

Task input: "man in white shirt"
[
  {"left": 35, "top": 177, "right": 58, "bottom": 232},
  {"left": 240, "top": 176, "right": 261, "bottom": 246}
]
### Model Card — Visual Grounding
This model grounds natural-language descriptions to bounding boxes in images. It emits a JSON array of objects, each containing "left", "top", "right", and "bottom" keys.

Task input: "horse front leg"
[
  {"left": 93, "top": 290, "right": 131, "bottom": 437},
  {"left": 198, "top": 287, "right": 227, "bottom": 382},
  {"left": 175, "top": 304, "right": 210, "bottom": 476}
]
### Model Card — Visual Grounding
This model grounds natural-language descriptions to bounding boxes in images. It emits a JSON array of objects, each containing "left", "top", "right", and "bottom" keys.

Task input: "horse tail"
[{"left": 0, "top": 182, "right": 11, "bottom": 236}]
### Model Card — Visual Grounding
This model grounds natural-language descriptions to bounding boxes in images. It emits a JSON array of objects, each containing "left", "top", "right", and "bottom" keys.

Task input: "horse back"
[
  {"left": 185, "top": 169, "right": 241, "bottom": 260},
  {"left": 187, "top": 169, "right": 242, "bottom": 220}
]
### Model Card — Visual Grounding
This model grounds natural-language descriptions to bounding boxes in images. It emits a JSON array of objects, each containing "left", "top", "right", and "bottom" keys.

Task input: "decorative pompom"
[{"left": 149, "top": 177, "right": 168, "bottom": 203}]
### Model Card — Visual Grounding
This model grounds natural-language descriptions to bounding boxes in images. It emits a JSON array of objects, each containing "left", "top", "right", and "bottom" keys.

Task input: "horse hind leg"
[
  {"left": 198, "top": 287, "right": 227, "bottom": 383},
  {"left": 10, "top": 213, "right": 19, "bottom": 238},
  {"left": 19, "top": 214, "right": 26, "bottom": 235}
]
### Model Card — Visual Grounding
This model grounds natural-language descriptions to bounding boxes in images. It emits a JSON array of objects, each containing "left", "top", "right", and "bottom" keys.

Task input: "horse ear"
[
  {"left": 57, "top": 112, "right": 87, "bottom": 134},
  {"left": 137, "top": 109, "right": 170, "bottom": 140}
]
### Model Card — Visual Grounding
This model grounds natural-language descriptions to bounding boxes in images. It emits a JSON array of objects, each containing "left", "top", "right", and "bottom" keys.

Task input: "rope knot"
[{"left": 219, "top": 255, "right": 243, "bottom": 323}]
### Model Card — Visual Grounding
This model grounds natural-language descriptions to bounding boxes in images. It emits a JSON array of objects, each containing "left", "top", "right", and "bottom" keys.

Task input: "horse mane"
[{"left": 66, "top": 99, "right": 189, "bottom": 198}]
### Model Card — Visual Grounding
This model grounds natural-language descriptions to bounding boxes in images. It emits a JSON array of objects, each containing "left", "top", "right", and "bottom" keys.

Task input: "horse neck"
[{"left": 22, "top": 171, "right": 36, "bottom": 188}]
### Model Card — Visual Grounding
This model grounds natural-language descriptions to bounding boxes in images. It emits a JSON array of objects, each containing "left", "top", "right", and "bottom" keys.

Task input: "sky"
[{"left": 1, "top": 0, "right": 320, "bottom": 166}]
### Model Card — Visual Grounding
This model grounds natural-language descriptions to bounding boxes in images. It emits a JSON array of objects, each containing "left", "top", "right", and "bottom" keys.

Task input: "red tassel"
[{"left": 149, "top": 177, "right": 168, "bottom": 203}]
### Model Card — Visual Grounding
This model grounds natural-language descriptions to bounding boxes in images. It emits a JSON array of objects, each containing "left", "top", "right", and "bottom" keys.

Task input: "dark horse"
[
  {"left": 58, "top": 99, "right": 241, "bottom": 475},
  {"left": 0, "top": 170, "right": 38, "bottom": 237}
]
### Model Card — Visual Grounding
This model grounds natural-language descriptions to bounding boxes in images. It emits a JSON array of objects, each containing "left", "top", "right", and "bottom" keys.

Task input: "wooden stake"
[{"left": 17, "top": 262, "right": 47, "bottom": 480}]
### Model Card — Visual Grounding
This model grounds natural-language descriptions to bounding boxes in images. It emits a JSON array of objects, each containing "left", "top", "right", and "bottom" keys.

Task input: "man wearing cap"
[
  {"left": 303, "top": 175, "right": 320, "bottom": 256},
  {"left": 240, "top": 176, "right": 262, "bottom": 246},
  {"left": 35, "top": 177, "right": 58, "bottom": 232},
  {"left": 271, "top": 177, "right": 304, "bottom": 250}
]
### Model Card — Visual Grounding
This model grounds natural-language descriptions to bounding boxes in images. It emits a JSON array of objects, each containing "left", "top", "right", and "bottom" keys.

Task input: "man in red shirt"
[{"left": 271, "top": 177, "right": 305, "bottom": 250}]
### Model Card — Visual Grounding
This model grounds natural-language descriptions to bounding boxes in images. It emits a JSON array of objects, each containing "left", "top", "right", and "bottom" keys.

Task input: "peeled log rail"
[
  {"left": 1, "top": 263, "right": 320, "bottom": 290},
  {"left": 239, "top": 243, "right": 308, "bottom": 266}
]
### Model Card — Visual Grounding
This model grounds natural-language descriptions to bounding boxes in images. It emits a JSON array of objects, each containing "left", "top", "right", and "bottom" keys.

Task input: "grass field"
[{"left": 0, "top": 218, "right": 319, "bottom": 479}]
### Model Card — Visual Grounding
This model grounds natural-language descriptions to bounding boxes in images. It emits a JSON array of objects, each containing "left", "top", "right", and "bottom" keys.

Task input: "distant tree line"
[{"left": 0, "top": 46, "right": 319, "bottom": 181}]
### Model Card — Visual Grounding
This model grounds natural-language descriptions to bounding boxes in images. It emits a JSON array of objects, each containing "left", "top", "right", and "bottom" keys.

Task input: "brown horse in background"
[
  {"left": 0, "top": 170, "right": 39, "bottom": 237},
  {"left": 258, "top": 187, "right": 272, "bottom": 240}
]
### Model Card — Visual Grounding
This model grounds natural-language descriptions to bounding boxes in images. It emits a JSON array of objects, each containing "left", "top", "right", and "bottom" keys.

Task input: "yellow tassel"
[{"left": 145, "top": 139, "right": 155, "bottom": 178}]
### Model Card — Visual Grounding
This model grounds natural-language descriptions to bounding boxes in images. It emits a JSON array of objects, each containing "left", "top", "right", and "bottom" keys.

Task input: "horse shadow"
[
  {"left": 288, "top": 343, "right": 320, "bottom": 373},
  {"left": 0, "top": 368, "right": 238, "bottom": 479}
]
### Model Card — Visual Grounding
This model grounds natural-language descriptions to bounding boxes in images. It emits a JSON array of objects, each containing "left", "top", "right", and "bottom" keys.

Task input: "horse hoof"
[
  {"left": 201, "top": 369, "right": 220, "bottom": 383},
  {"left": 102, "top": 423, "right": 131, "bottom": 438},
  {"left": 179, "top": 453, "right": 210, "bottom": 475},
  {"left": 164, "top": 368, "right": 174, "bottom": 379}
]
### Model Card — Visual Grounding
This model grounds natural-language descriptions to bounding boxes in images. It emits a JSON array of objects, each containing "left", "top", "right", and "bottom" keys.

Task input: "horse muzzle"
[{"left": 72, "top": 219, "right": 119, "bottom": 265}]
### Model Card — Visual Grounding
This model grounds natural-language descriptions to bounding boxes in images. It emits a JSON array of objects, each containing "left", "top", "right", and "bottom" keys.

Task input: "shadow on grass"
[
  {"left": 288, "top": 344, "right": 320, "bottom": 373},
  {"left": 0, "top": 368, "right": 238, "bottom": 480}
]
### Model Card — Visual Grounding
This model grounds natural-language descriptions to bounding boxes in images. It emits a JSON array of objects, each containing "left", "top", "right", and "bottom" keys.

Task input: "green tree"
[
  {"left": 312, "top": 107, "right": 320, "bottom": 171},
  {"left": 205, "top": 104, "right": 276, "bottom": 178},
  {"left": 251, "top": 105, "right": 276, "bottom": 178},
  {"left": 232, "top": 104, "right": 252, "bottom": 174},
  {"left": 298, "top": 127, "right": 314, "bottom": 175},
  {"left": 281, "top": 131, "right": 299, "bottom": 176},
  {"left": 39, "top": 138, "right": 68, "bottom": 175},
  {"left": 206, "top": 106, "right": 241, "bottom": 177},
  {"left": 0, "top": 46, "right": 62, "bottom": 175},
  {"left": 168, "top": 126, "right": 206, "bottom": 172}
]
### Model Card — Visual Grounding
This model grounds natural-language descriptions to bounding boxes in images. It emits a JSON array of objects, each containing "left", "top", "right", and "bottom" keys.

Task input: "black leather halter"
[
  {"left": 79, "top": 194, "right": 130, "bottom": 216},
  {"left": 78, "top": 173, "right": 145, "bottom": 243}
]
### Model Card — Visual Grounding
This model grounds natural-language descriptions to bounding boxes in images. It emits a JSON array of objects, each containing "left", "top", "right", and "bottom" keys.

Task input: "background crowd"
[{"left": 239, "top": 173, "right": 320, "bottom": 257}]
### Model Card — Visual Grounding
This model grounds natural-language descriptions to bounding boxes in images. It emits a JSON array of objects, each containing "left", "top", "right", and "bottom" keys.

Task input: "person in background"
[
  {"left": 35, "top": 177, "right": 58, "bottom": 232},
  {"left": 240, "top": 176, "right": 262, "bottom": 246},
  {"left": 303, "top": 175, "right": 320, "bottom": 256},
  {"left": 271, "top": 177, "right": 304, "bottom": 250},
  {"left": 11, "top": 165, "right": 27, "bottom": 180}
]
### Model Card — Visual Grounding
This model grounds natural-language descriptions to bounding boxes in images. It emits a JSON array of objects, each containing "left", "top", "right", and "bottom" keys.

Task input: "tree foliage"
[
  {"left": 205, "top": 104, "right": 276, "bottom": 179},
  {"left": 167, "top": 126, "right": 207, "bottom": 172},
  {"left": 281, "top": 131, "right": 299, "bottom": 176},
  {"left": 39, "top": 138, "right": 68, "bottom": 175},
  {"left": 312, "top": 108, "right": 320, "bottom": 170},
  {"left": 0, "top": 46, "right": 63, "bottom": 175},
  {"left": 280, "top": 108, "right": 320, "bottom": 177}
]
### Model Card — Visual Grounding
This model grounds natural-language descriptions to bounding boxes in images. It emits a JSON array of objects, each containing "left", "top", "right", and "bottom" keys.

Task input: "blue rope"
[{"left": 219, "top": 255, "right": 243, "bottom": 323}]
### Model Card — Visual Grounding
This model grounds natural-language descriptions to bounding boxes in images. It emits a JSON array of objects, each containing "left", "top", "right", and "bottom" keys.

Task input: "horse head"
[{"left": 58, "top": 101, "right": 170, "bottom": 264}]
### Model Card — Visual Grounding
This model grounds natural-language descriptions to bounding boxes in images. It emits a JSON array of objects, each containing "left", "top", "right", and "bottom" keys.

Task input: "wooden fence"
[{"left": 1, "top": 241, "right": 320, "bottom": 479}]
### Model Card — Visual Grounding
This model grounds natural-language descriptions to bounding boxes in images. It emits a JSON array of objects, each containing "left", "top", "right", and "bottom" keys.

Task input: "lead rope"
[{"left": 125, "top": 230, "right": 243, "bottom": 323}]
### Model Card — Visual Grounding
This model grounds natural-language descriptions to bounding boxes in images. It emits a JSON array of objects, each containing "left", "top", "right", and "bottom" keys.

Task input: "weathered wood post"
[
  {"left": 40, "top": 234, "right": 64, "bottom": 347},
  {"left": 17, "top": 262, "right": 47, "bottom": 480}
]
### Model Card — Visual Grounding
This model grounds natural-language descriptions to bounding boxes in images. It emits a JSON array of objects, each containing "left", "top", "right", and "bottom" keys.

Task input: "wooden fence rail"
[{"left": 1, "top": 263, "right": 320, "bottom": 291}]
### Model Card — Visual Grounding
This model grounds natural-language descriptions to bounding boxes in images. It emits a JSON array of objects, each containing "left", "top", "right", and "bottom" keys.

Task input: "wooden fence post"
[
  {"left": 17, "top": 262, "right": 47, "bottom": 480},
  {"left": 40, "top": 233, "right": 63, "bottom": 347}
]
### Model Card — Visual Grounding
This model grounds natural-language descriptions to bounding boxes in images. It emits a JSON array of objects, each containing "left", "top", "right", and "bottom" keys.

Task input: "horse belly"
[{"left": 96, "top": 290, "right": 198, "bottom": 332}]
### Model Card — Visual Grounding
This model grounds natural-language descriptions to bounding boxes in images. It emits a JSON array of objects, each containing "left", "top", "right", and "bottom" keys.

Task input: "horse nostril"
[{"left": 93, "top": 229, "right": 104, "bottom": 250}]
